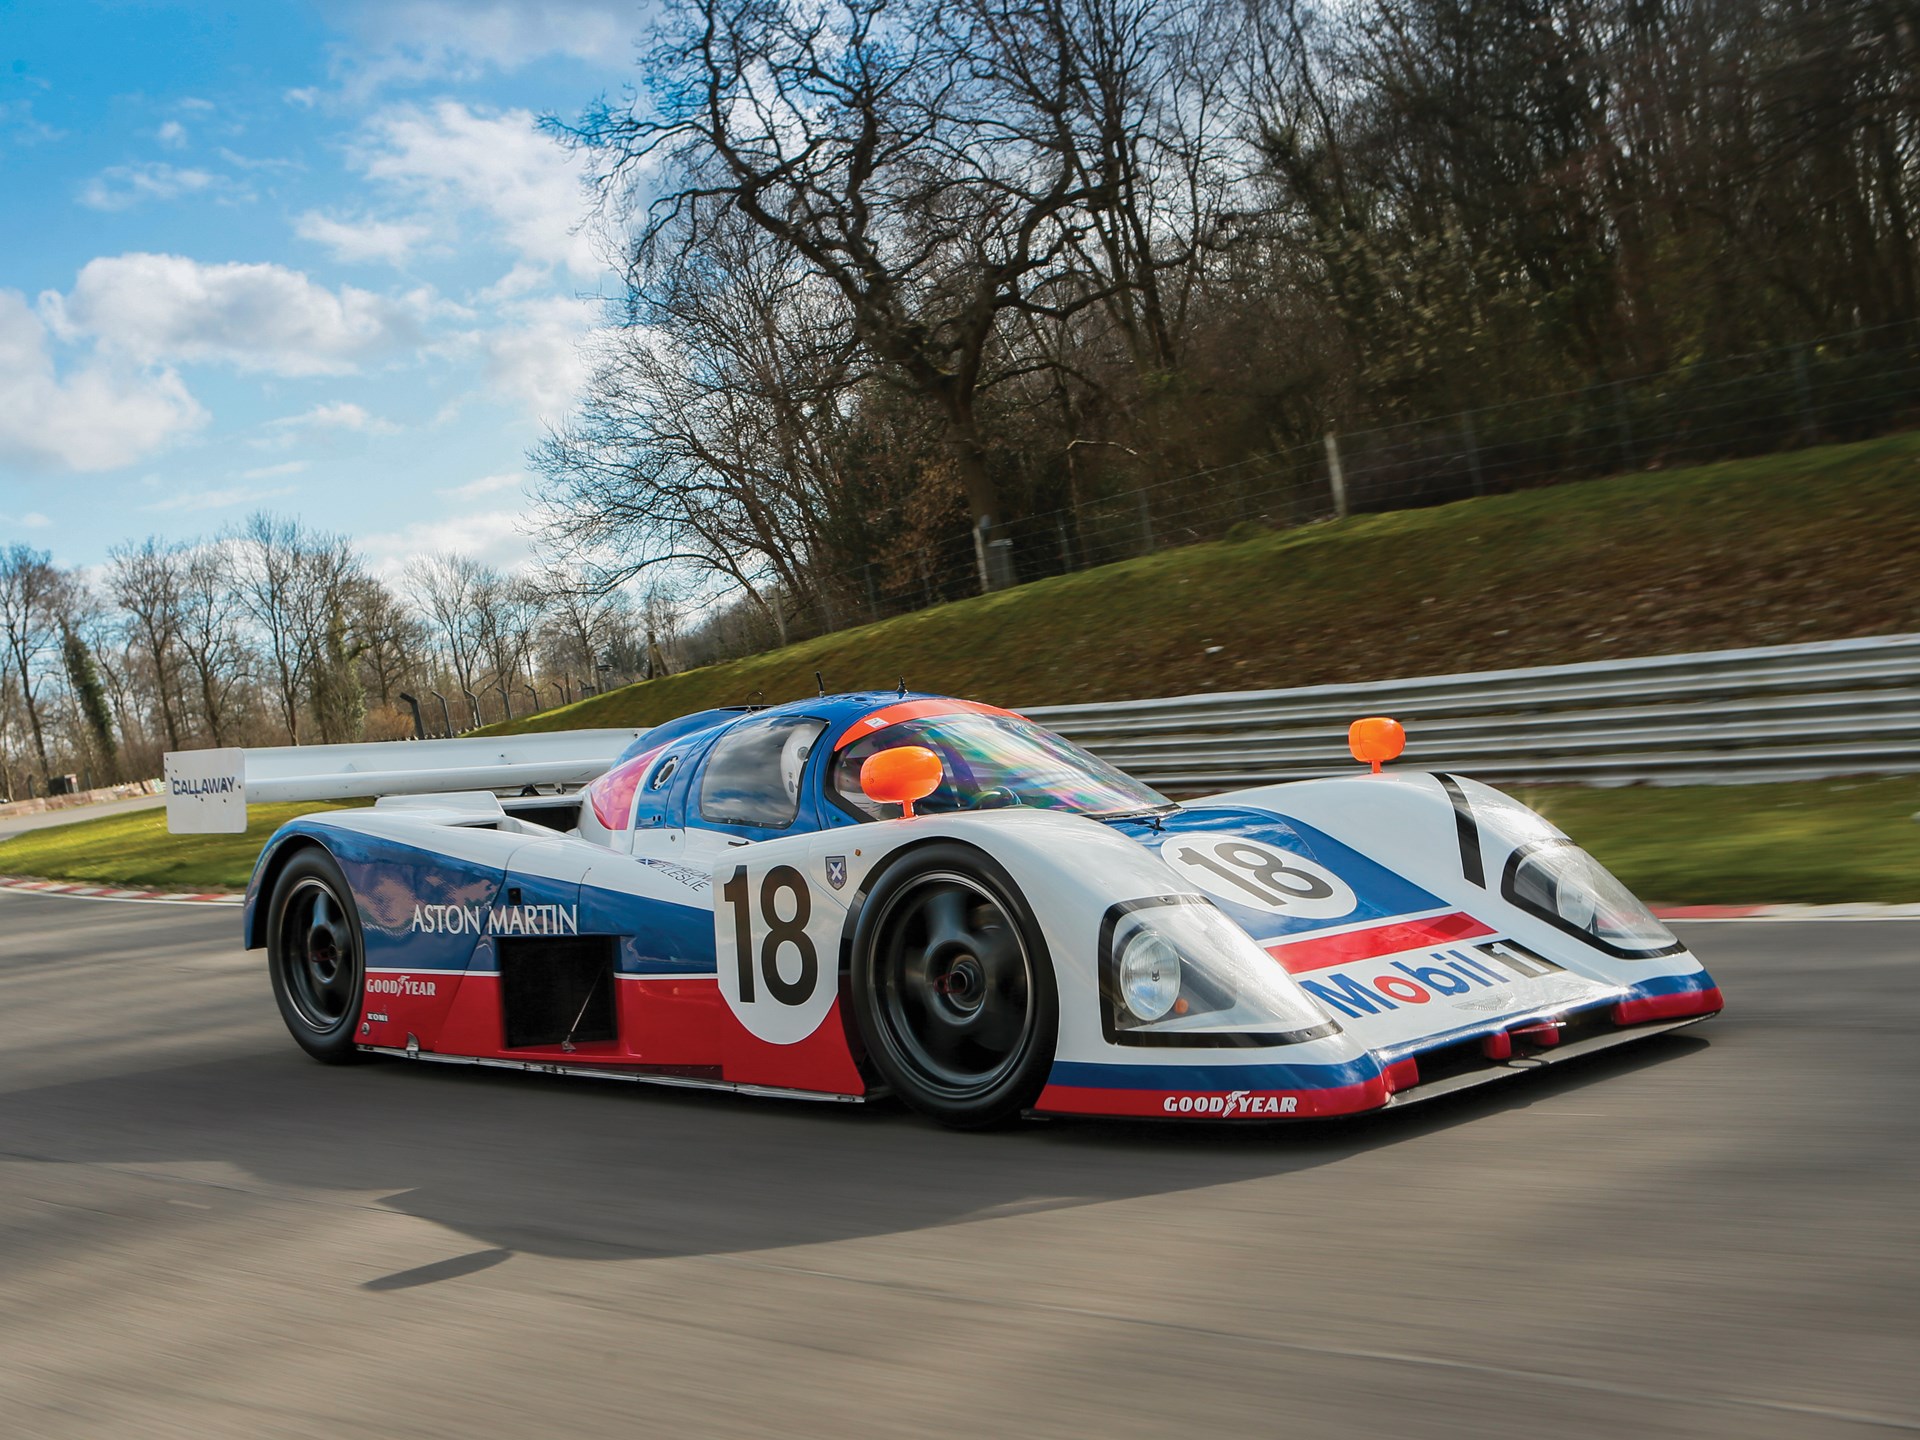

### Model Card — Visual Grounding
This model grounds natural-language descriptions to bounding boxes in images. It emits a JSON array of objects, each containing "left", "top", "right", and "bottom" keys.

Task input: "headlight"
[
  {"left": 1118, "top": 930, "right": 1182, "bottom": 1021},
  {"left": 1503, "top": 840, "right": 1682, "bottom": 958},
  {"left": 1099, "top": 896, "right": 1340, "bottom": 1046}
]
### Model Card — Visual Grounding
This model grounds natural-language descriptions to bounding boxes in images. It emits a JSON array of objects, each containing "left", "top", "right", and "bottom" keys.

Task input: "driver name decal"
[{"left": 409, "top": 903, "right": 579, "bottom": 936}]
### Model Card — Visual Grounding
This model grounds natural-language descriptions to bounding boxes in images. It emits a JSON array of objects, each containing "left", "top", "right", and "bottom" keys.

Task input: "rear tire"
[
  {"left": 849, "top": 844, "right": 1056, "bottom": 1129},
  {"left": 266, "top": 848, "right": 370, "bottom": 1064}
]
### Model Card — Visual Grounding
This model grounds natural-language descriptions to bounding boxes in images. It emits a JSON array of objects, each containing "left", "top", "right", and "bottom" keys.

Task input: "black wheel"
[
  {"left": 849, "top": 843, "right": 1056, "bottom": 1129},
  {"left": 266, "top": 848, "right": 369, "bottom": 1063}
]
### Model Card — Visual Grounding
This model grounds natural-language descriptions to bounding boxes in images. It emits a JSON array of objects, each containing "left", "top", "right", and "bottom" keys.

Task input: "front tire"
[
  {"left": 266, "top": 848, "right": 369, "bottom": 1063},
  {"left": 849, "top": 844, "right": 1057, "bottom": 1129}
]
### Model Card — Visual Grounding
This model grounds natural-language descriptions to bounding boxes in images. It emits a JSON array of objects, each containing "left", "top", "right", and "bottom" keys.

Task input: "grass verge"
[
  {"left": 487, "top": 432, "right": 1920, "bottom": 735},
  {"left": 1516, "top": 776, "right": 1920, "bottom": 906},
  {"left": 0, "top": 801, "right": 361, "bottom": 892},
  {"left": 1, "top": 782, "right": 1913, "bottom": 905}
]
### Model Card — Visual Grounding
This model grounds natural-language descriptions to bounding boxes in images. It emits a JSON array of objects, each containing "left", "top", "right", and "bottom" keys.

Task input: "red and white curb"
[
  {"left": 0, "top": 874, "right": 241, "bottom": 905},
  {"left": 1652, "top": 902, "right": 1920, "bottom": 922}
]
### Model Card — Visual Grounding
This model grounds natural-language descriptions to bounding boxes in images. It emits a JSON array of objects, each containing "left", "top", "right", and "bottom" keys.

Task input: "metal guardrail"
[{"left": 1025, "top": 634, "right": 1920, "bottom": 789}]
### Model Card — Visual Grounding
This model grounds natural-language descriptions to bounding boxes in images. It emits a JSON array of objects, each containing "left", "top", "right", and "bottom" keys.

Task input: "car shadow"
[{"left": 0, "top": 1032, "right": 1708, "bottom": 1273}]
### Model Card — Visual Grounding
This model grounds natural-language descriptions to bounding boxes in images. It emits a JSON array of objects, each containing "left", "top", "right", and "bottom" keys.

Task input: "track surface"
[{"left": 1, "top": 891, "right": 1914, "bottom": 1438}]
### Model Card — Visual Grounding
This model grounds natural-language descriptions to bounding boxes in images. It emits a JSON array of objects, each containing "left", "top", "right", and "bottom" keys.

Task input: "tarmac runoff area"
[{"left": 0, "top": 888, "right": 1914, "bottom": 1439}]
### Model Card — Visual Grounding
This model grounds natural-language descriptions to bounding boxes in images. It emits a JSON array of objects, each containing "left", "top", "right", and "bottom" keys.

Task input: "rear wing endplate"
[{"left": 162, "top": 729, "right": 646, "bottom": 834}]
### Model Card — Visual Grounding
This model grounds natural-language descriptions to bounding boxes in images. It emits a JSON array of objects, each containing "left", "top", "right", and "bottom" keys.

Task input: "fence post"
[
  {"left": 1460, "top": 414, "right": 1486, "bottom": 496},
  {"left": 1056, "top": 517, "right": 1072, "bottom": 574},
  {"left": 864, "top": 563, "right": 880, "bottom": 620},
  {"left": 1323, "top": 432, "right": 1349, "bottom": 519},
  {"left": 1612, "top": 381, "right": 1635, "bottom": 471},
  {"left": 1793, "top": 345, "right": 1816, "bottom": 443},
  {"left": 398, "top": 691, "right": 426, "bottom": 739},
  {"left": 1136, "top": 485, "right": 1155, "bottom": 553}
]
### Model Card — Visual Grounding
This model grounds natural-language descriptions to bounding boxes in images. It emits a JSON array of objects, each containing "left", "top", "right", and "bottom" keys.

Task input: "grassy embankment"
[
  {"left": 4, "top": 434, "right": 1917, "bottom": 901},
  {"left": 0, "top": 801, "right": 360, "bottom": 893},
  {"left": 485, "top": 431, "right": 1920, "bottom": 733}
]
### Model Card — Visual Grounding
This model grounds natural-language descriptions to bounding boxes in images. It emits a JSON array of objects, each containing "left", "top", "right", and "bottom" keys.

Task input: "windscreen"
[{"left": 831, "top": 713, "right": 1172, "bottom": 821}]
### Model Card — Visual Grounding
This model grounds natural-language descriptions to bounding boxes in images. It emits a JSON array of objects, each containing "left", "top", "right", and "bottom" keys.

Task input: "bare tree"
[
  {"left": 106, "top": 537, "right": 189, "bottom": 753},
  {"left": 177, "top": 541, "right": 249, "bottom": 747},
  {"left": 229, "top": 513, "right": 359, "bottom": 745},
  {"left": 407, "top": 553, "right": 488, "bottom": 714},
  {"left": 0, "top": 545, "right": 68, "bottom": 780},
  {"left": 566, "top": 0, "right": 1140, "bottom": 588}
]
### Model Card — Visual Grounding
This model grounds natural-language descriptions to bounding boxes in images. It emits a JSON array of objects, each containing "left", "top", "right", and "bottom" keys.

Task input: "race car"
[{"left": 164, "top": 690, "right": 1721, "bottom": 1128}]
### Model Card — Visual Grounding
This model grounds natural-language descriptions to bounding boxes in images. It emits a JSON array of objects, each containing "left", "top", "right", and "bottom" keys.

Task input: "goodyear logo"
[{"left": 1162, "top": 1091, "right": 1298, "bottom": 1116}]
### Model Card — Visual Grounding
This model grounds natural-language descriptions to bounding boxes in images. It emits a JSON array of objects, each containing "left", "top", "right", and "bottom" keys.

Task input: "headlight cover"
[
  {"left": 1098, "top": 895, "right": 1341, "bottom": 1046},
  {"left": 1500, "top": 839, "right": 1684, "bottom": 958}
]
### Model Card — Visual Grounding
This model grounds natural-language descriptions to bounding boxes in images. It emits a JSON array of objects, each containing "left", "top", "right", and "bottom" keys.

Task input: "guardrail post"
[{"left": 1323, "top": 432, "right": 1349, "bottom": 519}]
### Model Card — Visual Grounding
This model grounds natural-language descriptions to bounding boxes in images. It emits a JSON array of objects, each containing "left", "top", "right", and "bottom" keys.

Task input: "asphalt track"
[{"left": 1, "top": 891, "right": 1914, "bottom": 1439}]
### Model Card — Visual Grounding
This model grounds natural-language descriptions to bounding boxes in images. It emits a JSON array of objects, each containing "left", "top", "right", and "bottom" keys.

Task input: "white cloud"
[
  {"left": 436, "top": 472, "right": 527, "bottom": 500},
  {"left": 43, "top": 253, "right": 437, "bottom": 377},
  {"left": 0, "top": 290, "right": 206, "bottom": 473},
  {"left": 295, "top": 210, "right": 434, "bottom": 266},
  {"left": 268, "top": 401, "right": 396, "bottom": 434},
  {"left": 0, "top": 511, "right": 52, "bottom": 530},
  {"left": 240, "top": 460, "right": 309, "bottom": 480},
  {"left": 485, "top": 294, "right": 598, "bottom": 419},
  {"left": 356, "top": 102, "right": 600, "bottom": 278},
  {"left": 284, "top": 87, "right": 319, "bottom": 109},
  {"left": 144, "top": 484, "right": 297, "bottom": 514},
  {"left": 336, "top": 1, "right": 634, "bottom": 87},
  {"left": 359, "top": 507, "right": 536, "bottom": 580},
  {"left": 79, "top": 162, "right": 226, "bottom": 211},
  {"left": 0, "top": 99, "right": 62, "bottom": 145},
  {"left": 156, "top": 120, "right": 188, "bottom": 149}
]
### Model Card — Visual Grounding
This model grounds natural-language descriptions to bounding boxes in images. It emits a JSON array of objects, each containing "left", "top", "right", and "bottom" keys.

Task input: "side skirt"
[{"left": 357, "top": 1044, "right": 867, "bottom": 1104}]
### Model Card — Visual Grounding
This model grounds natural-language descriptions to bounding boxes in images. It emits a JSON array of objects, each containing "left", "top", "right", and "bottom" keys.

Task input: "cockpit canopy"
[{"left": 831, "top": 711, "right": 1171, "bottom": 822}]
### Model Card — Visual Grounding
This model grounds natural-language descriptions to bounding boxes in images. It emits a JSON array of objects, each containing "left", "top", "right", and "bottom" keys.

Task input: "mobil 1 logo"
[
  {"left": 715, "top": 861, "right": 838, "bottom": 1044},
  {"left": 1158, "top": 833, "right": 1357, "bottom": 919}
]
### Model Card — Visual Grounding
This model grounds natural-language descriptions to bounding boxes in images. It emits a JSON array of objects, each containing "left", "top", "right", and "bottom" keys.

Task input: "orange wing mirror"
[
  {"left": 1348, "top": 716, "right": 1406, "bottom": 774},
  {"left": 860, "top": 745, "right": 944, "bottom": 818}
]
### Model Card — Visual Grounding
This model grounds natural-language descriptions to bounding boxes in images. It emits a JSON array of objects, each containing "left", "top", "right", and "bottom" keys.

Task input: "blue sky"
[{"left": 0, "top": 0, "right": 646, "bottom": 579}]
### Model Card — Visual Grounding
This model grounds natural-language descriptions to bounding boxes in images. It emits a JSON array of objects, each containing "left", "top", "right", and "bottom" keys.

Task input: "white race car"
[{"left": 167, "top": 690, "right": 1721, "bottom": 1128}]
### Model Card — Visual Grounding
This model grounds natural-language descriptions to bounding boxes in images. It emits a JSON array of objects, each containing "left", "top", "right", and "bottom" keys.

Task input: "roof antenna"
[
  {"left": 897, "top": 676, "right": 908, "bottom": 697},
  {"left": 815, "top": 670, "right": 826, "bottom": 697}
]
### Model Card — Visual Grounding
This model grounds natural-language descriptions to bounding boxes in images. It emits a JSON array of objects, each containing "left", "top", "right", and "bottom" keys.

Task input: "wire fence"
[{"left": 799, "top": 321, "right": 1920, "bottom": 635}]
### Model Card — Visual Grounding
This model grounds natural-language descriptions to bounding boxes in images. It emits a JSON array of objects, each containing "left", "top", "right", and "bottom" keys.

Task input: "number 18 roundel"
[{"left": 715, "top": 862, "right": 840, "bottom": 1044}]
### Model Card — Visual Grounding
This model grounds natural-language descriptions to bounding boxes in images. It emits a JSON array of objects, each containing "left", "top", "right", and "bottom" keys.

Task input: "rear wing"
[{"left": 163, "top": 729, "right": 647, "bottom": 834}]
